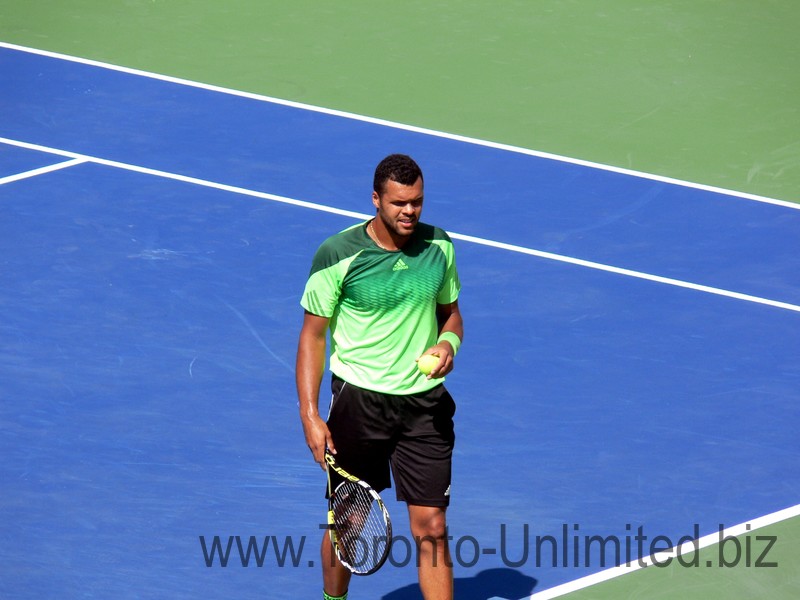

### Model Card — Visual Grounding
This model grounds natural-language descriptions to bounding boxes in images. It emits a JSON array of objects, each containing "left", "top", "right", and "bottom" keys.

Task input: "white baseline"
[{"left": 1, "top": 135, "right": 798, "bottom": 315}]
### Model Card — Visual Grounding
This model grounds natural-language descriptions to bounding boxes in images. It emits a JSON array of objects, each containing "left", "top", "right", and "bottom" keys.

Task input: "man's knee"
[{"left": 410, "top": 506, "right": 448, "bottom": 542}]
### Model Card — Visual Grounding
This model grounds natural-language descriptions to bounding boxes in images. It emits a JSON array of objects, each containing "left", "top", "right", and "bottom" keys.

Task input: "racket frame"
[{"left": 325, "top": 451, "right": 392, "bottom": 575}]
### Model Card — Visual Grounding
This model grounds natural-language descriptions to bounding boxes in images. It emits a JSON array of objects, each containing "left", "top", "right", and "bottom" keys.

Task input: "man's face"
[{"left": 372, "top": 177, "right": 424, "bottom": 238}]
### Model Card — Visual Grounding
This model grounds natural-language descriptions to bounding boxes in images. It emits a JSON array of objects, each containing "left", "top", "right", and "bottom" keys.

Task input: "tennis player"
[{"left": 297, "top": 154, "right": 463, "bottom": 600}]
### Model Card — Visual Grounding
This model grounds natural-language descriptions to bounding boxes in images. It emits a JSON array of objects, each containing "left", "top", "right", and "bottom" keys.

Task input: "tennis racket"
[{"left": 325, "top": 450, "right": 392, "bottom": 575}]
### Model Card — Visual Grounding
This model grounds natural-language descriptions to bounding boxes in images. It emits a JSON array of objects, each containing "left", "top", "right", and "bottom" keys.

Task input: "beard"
[{"left": 379, "top": 212, "right": 418, "bottom": 238}]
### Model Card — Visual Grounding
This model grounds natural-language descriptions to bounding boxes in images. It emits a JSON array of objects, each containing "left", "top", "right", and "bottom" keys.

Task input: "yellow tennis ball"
[{"left": 417, "top": 354, "right": 439, "bottom": 375}]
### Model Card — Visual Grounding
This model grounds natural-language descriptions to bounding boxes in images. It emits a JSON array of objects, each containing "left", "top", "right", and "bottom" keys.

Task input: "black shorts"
[{"left": 326, "top": 375, "right": 456, "bottom": 507}]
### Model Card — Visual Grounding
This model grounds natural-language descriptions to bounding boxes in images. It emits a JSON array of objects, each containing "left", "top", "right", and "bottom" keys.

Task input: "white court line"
[
  {"left": 526, "top": 503, "right": 800, "bottom": 599},
  {"left": 0, "top": 158, "right": 87, "bottom": 186},
  {"left": 2, "top": 135, "right": 799, "bottom": 315},
  {"left": 1, "top": 40, "right": 799, "bottom": 212},
  {"left": 449, "top": 232, "right": 800, "bottom": 313}
]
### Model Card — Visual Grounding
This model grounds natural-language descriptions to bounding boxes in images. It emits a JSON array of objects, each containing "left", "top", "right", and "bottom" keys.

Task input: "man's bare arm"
[
  {"left": 296, "top": 310, "right": 333, "bottom": 469},
  {"left": 418, "top": 300, "right": 463, "bottom": 379}
]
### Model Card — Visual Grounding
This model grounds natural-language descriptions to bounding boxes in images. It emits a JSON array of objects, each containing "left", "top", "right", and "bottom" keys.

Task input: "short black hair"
[{"left": 373, "top": 154, "right": 423, "bottom": 194}]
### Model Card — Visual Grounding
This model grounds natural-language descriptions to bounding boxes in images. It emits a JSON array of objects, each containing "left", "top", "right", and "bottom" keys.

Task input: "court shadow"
[{"left": 381, "top": 568, "right": 537, "bottom": 600}]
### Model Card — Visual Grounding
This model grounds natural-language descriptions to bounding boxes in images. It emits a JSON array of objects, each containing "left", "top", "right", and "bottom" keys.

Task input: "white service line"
[
  {"left": 0, "top": 158, "right": 87, "bottom": 186},
  {"left": 1, "top": 40, "right": 798, "bottom": 212},
  {"left": 2, "top": 135, "right": 799, "bottom": 315},
  {"left": 525, "top": 503, "right": 800, "bottom": 600}
]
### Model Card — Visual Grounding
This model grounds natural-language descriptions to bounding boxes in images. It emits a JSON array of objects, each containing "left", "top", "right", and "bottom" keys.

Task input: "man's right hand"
[{"left": 301, "top": 414, "right": 335, "bottom": 470}]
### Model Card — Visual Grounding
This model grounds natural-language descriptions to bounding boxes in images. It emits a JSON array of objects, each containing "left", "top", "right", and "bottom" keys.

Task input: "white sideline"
[{"left": 1, "top": 40, "right": 798, "bottom": 211}]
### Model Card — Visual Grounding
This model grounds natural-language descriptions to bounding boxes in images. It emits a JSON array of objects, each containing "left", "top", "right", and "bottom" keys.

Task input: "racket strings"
[{"left": 330, "top": 480, "right": 390, "bottom": 572}]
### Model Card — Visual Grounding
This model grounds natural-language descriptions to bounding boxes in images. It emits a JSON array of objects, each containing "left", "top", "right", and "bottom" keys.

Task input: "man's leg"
[
  {"left": 321, "top": 533, "right": 350, "bottom": 598},
  {"left": 321, "top": 376, "right": 392, "bottom": 598},
  {"left": 408, "top": 504, "right": 453, "bottom": 600}
]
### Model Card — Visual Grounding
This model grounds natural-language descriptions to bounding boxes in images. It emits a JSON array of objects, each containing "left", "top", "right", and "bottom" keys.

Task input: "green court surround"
[{"left": 2, "top": 1, "right": 798, "bottom": 203}]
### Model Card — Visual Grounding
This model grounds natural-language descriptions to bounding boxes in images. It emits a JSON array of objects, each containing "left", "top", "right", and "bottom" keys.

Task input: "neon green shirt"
[{"left": 301, "top": 221, "right": 461, "bottom": 394}]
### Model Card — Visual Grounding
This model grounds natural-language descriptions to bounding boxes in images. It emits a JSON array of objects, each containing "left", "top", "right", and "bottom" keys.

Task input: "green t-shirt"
[{"left": 301, "top": 220, "right": 461, "bottom": 394}]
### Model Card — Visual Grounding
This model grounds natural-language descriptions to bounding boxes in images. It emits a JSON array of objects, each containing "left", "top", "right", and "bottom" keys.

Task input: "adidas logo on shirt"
[{"left": 392, "top": 258, "right": 409, "bottom": 272}]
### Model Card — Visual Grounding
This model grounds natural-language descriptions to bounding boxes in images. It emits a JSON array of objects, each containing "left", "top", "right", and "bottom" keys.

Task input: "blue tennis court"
[{"left": 1, "top": 44, "right": 798, "bottom": 599}]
